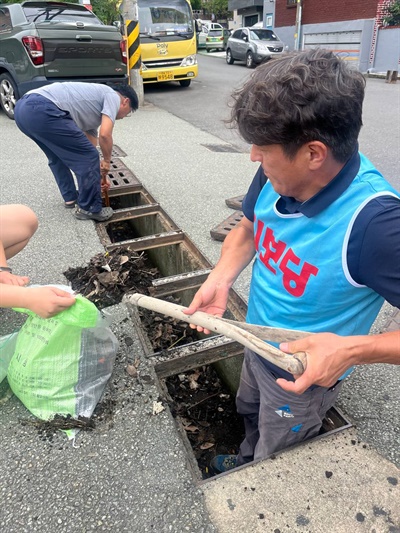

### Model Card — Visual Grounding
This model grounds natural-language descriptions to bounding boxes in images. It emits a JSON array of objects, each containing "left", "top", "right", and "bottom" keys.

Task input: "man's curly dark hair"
[{"left": 231, "top": 48, "right": 366, "bottom": 163}]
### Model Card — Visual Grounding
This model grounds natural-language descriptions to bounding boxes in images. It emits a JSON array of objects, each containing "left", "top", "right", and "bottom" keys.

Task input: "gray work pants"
[{"left": 236, "top": 348, "right": 343, "bottom": 466}]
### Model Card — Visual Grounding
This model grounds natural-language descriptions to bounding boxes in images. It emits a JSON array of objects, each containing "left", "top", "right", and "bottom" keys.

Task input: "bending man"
[{"left": 14, "top": 82, "right": 138, "bottom": 222}]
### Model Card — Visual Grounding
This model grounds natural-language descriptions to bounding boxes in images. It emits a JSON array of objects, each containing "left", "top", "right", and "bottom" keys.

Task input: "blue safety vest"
[{"left": 247, "top": 153, "right": 399, "bottom": 344}]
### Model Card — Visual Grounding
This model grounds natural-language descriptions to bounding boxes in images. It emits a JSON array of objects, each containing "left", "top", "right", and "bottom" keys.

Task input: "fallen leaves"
[
  {"left": 64, "top": 247, "right": 159, "bottom": 309},
  {"left": 166, "top": 366, "right": 245, "bottom": 477},
  {"left": 152, "top": 401, "right": 165, "bottom": 415}
]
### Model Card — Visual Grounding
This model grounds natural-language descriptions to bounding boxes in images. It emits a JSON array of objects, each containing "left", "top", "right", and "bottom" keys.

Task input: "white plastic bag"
[{"left": 0, "top": 332, "right": 18, "bottom": 384}]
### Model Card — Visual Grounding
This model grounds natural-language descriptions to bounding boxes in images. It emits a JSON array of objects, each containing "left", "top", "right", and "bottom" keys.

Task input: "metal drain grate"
[
  {"left": 107, "top": 169, "right": 142, "bottom": 190},
  {"left": 109, "top": 158, "right": 130, "bottom": 171},
  {"left": 110, "top": 145, "right": 127, "bottom": 157},
  {"left": 97, "top": 145, "right": 127, "bottom": 158},
  {"left": 201, "top": 143, "right": 241, "bottom": 153},
  {"left": 210, "top": 211, "right": 244, "bottom": 241},
  {"left": 225, "top": 195, "right": 245, "bottom": 210}
]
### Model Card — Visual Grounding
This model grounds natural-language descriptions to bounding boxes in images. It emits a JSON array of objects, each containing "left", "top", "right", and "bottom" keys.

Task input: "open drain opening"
[
  {"left": 164, "top": 364, "right": 245, "bottom": 479},
  {"left": 159, "top": 360, "right": 351, "bottom": 480},
  {"left": 105, "top": 212, "right": 178, "bottom": 243},
  {"left": 138, "top": 302, "right": 201, "bottom": 351},
  {"left": 80, "top": 181, "right": 352, "bottom": 483},
  {"left": 104, "top": 190, "right": 157, "bottom": 211}
]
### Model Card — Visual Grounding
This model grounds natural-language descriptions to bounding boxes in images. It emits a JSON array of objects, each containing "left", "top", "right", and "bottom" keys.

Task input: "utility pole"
[
  {"left": 294, "top": 0, "right": 303, "bottom": 51},
  {"left": 120, "top": 0, "right": 144, "bottom": 106}
]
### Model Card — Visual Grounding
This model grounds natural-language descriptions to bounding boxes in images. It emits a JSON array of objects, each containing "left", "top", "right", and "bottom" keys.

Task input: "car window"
[
  {"left": 249, "top": 29, "right": 278, "bottom": 41},
  {"left": 0, "top": 8, "right": 12, "bottom": 32},
  {"left": 208, "top": 29, "right": 222, "bottom": 37},
  {"left": 232, "top": 29, "right": 242, "bottom": 39},
  {"left": 22, "top": 4, "right": 103, "bottom": 24}
]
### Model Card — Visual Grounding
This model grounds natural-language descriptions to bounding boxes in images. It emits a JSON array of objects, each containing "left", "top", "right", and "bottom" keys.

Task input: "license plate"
[{"left": 157, "top": 71, "right": 174, "bottom": 82}]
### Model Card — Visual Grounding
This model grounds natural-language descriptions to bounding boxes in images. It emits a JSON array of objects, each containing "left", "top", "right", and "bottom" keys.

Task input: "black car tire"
[
  {"left": 179, "top": 79, "right": 191, "bottom": 88},
  {"left": 226, "top": 49, "right": 234, "bottom": 64},
  {"left": 0, "top": 73, "right": 18, "bottom": 120},
  {"left": 246, "top": 51, "right": 255, "bottom": 68}
]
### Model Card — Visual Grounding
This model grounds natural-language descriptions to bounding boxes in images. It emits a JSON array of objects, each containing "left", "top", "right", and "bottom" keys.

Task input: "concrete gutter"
[{"left": 202, "top": 429, "right": 400, "bottom": 533}]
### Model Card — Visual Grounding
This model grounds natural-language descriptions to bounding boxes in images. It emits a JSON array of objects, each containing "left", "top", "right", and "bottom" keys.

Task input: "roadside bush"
[{"left": 383, "top": 0, "right": 400, "bottom": 26}]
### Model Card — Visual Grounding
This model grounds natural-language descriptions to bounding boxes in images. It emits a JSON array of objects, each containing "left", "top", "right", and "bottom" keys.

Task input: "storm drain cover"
[
  {"left": 210, "top": 211, "right": 244, "bottom": 241},
  {"left": 108, "top": 169, "right": 141, "bottom": 190},
  {"left": 201, "top": 143, "right": 241, "bottom": 153},
  {"left": 110, "top": 158, "right": 130, "bottom": 171},
  {"left": 225, "top": 195, "right": 245, "bottom": 210},
  {"left": 97, "top": 145, "right": 127, "bottom": 158}
]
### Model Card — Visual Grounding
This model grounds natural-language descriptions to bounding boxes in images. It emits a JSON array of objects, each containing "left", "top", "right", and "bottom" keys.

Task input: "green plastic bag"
[{"left": 7, "top": 289, "right": 119, "bottom": 427}]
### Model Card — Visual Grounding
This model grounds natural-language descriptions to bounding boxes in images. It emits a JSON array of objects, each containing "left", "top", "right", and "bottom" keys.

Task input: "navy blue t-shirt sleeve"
[
  {"left": 348, "top": 195, "right": 400, "bottom": 308},
  {"left": 242, "top": 165, "right": 268, "bottom": 221}
]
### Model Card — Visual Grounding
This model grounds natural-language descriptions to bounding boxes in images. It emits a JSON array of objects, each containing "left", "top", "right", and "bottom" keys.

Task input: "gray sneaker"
[{"left": 74, "top": 206, "right": 114, "bottom": 222}]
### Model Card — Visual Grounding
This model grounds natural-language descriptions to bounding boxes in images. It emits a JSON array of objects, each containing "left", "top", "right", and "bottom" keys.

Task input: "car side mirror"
[{"left": 242, "top": 36, "right": 248, "bottom": 42}]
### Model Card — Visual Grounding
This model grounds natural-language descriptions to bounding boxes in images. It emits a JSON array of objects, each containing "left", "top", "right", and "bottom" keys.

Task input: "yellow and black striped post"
[{"left": 126, "top": 19, "right": 141, "bottom": 71}]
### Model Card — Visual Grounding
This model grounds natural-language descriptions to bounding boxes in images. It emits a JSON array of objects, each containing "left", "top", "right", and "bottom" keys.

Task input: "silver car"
[{"left": 226, "top": 27, "right": 285, "bottom": 68}]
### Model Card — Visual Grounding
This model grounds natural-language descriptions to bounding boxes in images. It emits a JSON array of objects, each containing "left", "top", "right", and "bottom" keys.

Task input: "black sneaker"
[
  {"left": 209, "top": 455, "right": 237, "bottom": 474},
  {"left": 74, "top": 206, "right": 113, "bottom": 222}
]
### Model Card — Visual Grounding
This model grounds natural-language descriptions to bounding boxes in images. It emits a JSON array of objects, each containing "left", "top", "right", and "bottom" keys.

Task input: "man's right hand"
[
  {"left": 184, "top": 280, "right": 230, "bottom": 334},
  {"left": 100, "top": 159, "right": 111, "bottom": 180}
]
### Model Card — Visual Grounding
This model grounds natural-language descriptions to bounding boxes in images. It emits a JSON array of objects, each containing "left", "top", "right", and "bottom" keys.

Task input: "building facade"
[
  {"left": 273, "top": 0, "right": 399, "bottom": 72},
  {"left": 228, "top": 0, "right": 399, "bottom": 72}
]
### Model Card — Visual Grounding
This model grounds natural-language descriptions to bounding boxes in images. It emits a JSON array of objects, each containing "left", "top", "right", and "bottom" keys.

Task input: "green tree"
[
  {"left": 201, "top": 0, "right": 231, "bottom": 20},
  {"left": 91, "top": 0, "right": 120, "bottom": 25},
  {"left": 190, "top": 0, "right": 202, "bottom": 10},
  {"left": 383, "top": 0, "right": 400, "bottom": 26}
]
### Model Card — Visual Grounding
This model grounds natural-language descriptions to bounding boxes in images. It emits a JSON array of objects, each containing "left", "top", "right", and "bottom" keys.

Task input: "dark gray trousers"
[{"left": 236, "top": 348, "right": 343, "bottom": 465}]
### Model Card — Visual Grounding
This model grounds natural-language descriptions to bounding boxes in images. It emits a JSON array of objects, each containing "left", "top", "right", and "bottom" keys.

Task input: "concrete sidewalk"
[{"left": 0, "top": 99, "right": 399, "bottom": 532}]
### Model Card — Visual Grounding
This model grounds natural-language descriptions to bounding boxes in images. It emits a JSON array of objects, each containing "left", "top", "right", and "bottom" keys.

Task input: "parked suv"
[
  {"left": 0, "top": 1, "right": 128, "bottom": 119},
  {"left": 226, "top": 27, "right": 285, "bottom": 68}
]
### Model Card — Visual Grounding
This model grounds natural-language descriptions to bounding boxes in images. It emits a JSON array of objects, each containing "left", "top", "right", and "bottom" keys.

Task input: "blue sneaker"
[{"left": 210, "top": 455, "right": 237, "bottom": 474}]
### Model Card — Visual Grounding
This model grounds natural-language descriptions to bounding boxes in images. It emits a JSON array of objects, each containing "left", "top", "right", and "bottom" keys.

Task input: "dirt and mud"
[{"left": 62, "top": 246, "right": 243, "bottom": 475}]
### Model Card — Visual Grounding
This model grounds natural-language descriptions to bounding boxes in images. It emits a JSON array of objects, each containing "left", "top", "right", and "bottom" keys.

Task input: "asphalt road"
[
  {"left": 144, "top": 53, "right": 400, "bottom": 191},
  {"left": 144, "top": 53, "right": 252, "bottom": 152}
]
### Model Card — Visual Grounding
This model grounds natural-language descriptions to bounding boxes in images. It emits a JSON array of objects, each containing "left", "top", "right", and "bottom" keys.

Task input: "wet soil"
[
  {"left": 64, "top": 246, "right": 200, "bottom": 350},
  {"left": 166, "top": 365, "right": 245, "bottom": 478}
]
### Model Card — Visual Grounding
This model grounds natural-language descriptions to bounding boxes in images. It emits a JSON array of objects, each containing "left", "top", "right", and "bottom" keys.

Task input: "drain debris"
[
  {"left": 165, "top": 365, "right": 245, "bottom": 479},
  {"left": 64, "top": 246, "right": 159, "bottom": 308}
]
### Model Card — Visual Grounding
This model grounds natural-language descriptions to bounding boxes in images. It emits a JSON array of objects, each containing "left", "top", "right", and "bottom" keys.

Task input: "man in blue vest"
[{"left": 186, "top": 48, "right": 400, "bottom": 473}]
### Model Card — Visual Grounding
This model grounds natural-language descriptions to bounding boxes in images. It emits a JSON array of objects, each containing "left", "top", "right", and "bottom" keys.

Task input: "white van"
[{"left": 204, "top": 22, "right": 223, "bottom": 31}]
